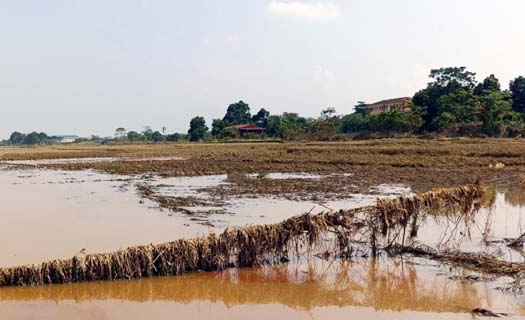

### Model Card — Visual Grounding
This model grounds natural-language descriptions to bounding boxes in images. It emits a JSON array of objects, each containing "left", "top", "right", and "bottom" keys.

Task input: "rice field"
[{"left": 1, "top": 139, "right": 525, "bottom": 319}]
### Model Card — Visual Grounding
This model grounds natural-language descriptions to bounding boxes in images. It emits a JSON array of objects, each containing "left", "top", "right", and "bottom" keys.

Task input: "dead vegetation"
[
  {"left": 0, "top": 183, "right": 483, "bottom": 287},
  {"left": 2, "top": 138, "right": 523, "bottom": 194},
  {"left": 136, "top": 183, "right": 224, "bottom": 215}
]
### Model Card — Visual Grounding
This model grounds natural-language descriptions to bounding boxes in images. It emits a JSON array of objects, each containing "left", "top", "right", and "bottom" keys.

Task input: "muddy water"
[
  {"left": 0, "top": 167, "right": 405, "bottom": 267},
  {"left": 1, "top": 259, "right": 523, "bottom": 319},
  {"left": 1, "top": 165, "right": 525, "bottom": 319},
  {"left": 416, "top": 184, "right": 525, "bottom": 262}
]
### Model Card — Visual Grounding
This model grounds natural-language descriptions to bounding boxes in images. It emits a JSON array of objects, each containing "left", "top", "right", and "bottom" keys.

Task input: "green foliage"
[
  {"left": 414, "top": 66, "right": 478, "bottom": 130},
  {"left": 9, "top": 132, "right": 25, "bottom": 144},
  {"left": 166, "top": 133, "right": 183, "bottom": 141},
  {"left": 429, "top": 67, "right": 477, "bottom": 89},
  {"left": 433, "top": 89, "right": 480, "bottom": 128},
  {"left": 252, "top": 108, "right": 270, "bottom": 128},
  {"left": 474, "top": 74, "right": 501, "bottom": 96},
  {"left": 151, "top": 131, "right": 165, "bottom": 142},
  {"left": 8, "top": 131, "right": 56, "bottom": 145},
  {"left": 23, "top": 132, "right": 41, "bottom": 145},
  {"left": 211, "top": 119, "right": 228, "bottom": 138},
  {"left": 510, "top": 76, "right": 525, "bottom": 113},
  {"left": 188, "top": 116, "right": 208, "bottom": 141},
  {"left": 127, "top": 131, "right": 141, "bottom": 141},
  {"left": 481, "top": 91, "right": 524, "bottom": 137},
  {"left": 266, "top": 113, "right": 307, "bottom": 140},
  {"left": 307, "top": 108, "right": 341, "bottom": 138},
  {"left": 341, "top": 113, "right": 369, "bottom": 133},
  {"left": 354, "top": 101, "right": 369, "bottom": 116},
  {"left": 368, "top": 110, "right": 424, "bottom": 133},
  {"left": 223, "top": 100, "right": 252, "bottom": 125}
]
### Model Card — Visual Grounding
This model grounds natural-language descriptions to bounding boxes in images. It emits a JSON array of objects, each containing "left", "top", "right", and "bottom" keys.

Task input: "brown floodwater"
[
  {"left": 1, "top": 164, "right": 525, "bottom": 319},
  {"left": 0, "top": 165, "right": 404, "bottom": 267},
  {"left": 1, "top": 258, "right": 523, "bottom": 320}
]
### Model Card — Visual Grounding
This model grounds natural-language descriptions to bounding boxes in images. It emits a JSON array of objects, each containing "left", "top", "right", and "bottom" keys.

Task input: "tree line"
[
  {"left": 186, "top": 67, "right": 525, "bottom": 140},
  {"left": 5, "top": 67, "right": 525, "bottom": 145}
]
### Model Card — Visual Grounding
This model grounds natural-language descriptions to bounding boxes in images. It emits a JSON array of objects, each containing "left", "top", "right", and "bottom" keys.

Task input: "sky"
[{"left": 1, "top": 0, "right": 525, "bottom": 138}]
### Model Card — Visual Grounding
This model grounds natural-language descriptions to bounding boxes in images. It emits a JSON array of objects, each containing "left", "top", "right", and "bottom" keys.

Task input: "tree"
[
  {"left": 368, "top": 111, "right": 424, "bottom": 133},
  {"left": 166, "top": 133, "right": 182, "bottom": 141},
  {"left": 341, "top": 113, "right": 369, "bottom": 133},
  {"left": 354, "top": 101, "right": 369, "bottom": 116},
  {"left": 252, "top": 108, "right": 270, "bottom": 128},
  {"left": 413, "top": 66, "right": 478, "bottom": 130},
  {"left": 151, "top": 131, "right": 165, "bottom": 142},
  {"left": 474, "top": 74, "right": 501, "bottom": 96},
  {"left": 510, "top": 76, "right": 525, "bottom": 113},
  {"left": 434, "top": 89, "right": 480, "bottom": 126},
  {"left": 38, "top": 132, "right": 49, "bottom": 142},
  {"left": 320, "top": 107, "right": 337, "bottom": 120},
  {"left": 429, "top": 67, "right": 477, "bottom": 89},
  {"left": 127, "top": 131, "right": 140, "bottom": 141},
  {"left": 23, "top": 132, "right": 41, "bottom": 145},
  {"left": 265, "top": 113, "right": 307, "bottom": 140},
  {"left": 115, "top": 128, "right": 127, "bottom": 139},
  {"left": 9, "top": 132, "right": 26, "bottom": 145},
  {"left": 223, "top": 100, "right": 251, "bottom": 125},
  {"left": 481, "top": 91, "right": 523, "bottom": 137},
  {"left": 211, "top": 119, "right": 228, "bottom": 138},
  {"left": 142, "top": 127, "right": 153, "bottom": 141},
  {"left": 188, "top": 116, "right": 208, "bottom": 141}
]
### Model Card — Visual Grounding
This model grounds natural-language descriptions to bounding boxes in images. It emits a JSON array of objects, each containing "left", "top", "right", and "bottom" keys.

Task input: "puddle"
[
  {"left": 412, "top": 185, "right": 525, "bottom": 263},
  {"left": 1, "top": 156, "right": 184, "bottom": 166},
  {"left": 0, "top": 168, "right": 406, "bottom": 267},
  {"left": 246, "top": 172, "right": 353, "bottom": 180},
  {"left": 0, "top": 258, "right": 522, "bottom": 320}
]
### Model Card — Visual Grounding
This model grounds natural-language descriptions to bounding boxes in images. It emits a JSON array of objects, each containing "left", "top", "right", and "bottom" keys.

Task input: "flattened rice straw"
[{"left": 0, "top": 183, "right": 483, "bottom": 287}]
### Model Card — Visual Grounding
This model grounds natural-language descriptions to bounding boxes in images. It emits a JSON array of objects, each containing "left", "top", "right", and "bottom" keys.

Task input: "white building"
[{"left": 54, "top": 135, "right": 79, "bottom": 143}]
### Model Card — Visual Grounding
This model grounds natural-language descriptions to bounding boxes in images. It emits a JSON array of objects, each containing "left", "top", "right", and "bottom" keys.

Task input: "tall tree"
[
  {"left": 413, "top": 66, "right": 477, "bottom": 130},
  {"left": 223, "top": 101, "right": 252, "bottom": 125},
  {"left": 115, "top": 127, "right": 127, "bottom": 139},
  {"left": 252, "top": 108, "right": 270, "bottom": 128},
  {"left": 211, "top": 119, "right": 227, "bottom": 138},
  {"left": 510, "top": 76, "right": 525, "bottom": 113},
  {"left": 188, "top": 116, "right": 208, "bottom": 141},
  {"left": 354, "top": 101, "right": 369, "bottom": 116}
]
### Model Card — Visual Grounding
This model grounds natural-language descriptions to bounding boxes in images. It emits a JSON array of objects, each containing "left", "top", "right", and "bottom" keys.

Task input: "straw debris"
[{"left": 0, "top": 183, "right": 483, "bottom": 287}]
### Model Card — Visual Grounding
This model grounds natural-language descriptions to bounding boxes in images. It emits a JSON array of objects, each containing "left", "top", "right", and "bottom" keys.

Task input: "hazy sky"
[{"left": 1, "top": 0, "right": 524, "bottom": 138}]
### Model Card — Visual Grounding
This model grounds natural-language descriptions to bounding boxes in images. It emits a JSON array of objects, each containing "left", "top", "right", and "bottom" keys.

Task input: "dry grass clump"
[
  {"left": 390, "top": 244, "right": 525, "bottom": 277},
  {"left": 136, "top": 183, "right": 223, "bottom": 215},
  {"left": 375, "top": 183, "right": 483, "bottom": 240},
  {"left": 0, "top": 183, "right": 482, "bottom": 287}
]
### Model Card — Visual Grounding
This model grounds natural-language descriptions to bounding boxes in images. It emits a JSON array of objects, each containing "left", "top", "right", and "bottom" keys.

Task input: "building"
[
  {"left": 366, "top": 97, "right": 412, "bottom": 115},
  {"left": 53, "top": 135, "right": 79, "bottom": 143},
  {"left": 226, "top": 124, "right": 265, "bottom": 135}
]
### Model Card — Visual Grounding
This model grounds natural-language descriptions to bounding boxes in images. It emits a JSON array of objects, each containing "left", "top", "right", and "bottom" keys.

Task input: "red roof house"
[{"left": 226, "top": 124, "right": 265, "bottom": 135}]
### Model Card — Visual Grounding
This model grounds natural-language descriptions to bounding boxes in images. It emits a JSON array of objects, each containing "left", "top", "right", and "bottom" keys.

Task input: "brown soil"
[{"left": 1, "top": 138, "right": 520, "bottom": 195}]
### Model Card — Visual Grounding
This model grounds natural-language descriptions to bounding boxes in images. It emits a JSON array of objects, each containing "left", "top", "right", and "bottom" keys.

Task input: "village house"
[
  {"left": 226, "top": 124, "right": 265, "bottom": 136},
  {"left": 365, "top": 97, "right": 412, "bottom": 115}
]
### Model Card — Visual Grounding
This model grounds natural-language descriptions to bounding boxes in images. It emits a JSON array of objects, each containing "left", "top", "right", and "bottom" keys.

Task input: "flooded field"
[
  {"left": 1, "top": 145, "right": 525, "bottom": 319},
  {"left": 1, "top": 259, "right": 523, "bottom": 320}
]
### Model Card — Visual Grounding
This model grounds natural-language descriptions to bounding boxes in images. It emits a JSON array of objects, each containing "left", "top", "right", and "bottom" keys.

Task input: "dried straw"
[{"left": 0, "top": 183, "right": 483, "bottom": 287}]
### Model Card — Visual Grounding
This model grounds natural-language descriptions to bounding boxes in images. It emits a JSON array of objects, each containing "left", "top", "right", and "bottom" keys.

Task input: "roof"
[
  {"left": 368, "top": 97, "right": 412, "bottom": 107},
  {"left": 226, "top": 124, "right": 265, "bottom": 131}
]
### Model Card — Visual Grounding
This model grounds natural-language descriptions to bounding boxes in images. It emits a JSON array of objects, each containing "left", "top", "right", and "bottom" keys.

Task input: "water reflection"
[{"left": 0, "top": 258, "right": 520, "bottom": 316}]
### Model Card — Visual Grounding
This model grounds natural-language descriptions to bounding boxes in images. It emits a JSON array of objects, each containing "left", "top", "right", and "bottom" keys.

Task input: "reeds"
[{"left": 0, "top": 183, "right": 483, "bottom": 287}]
